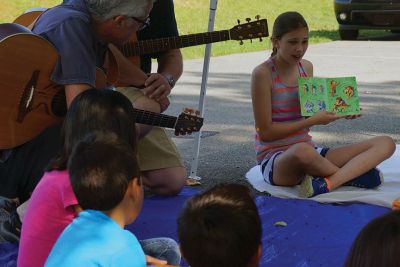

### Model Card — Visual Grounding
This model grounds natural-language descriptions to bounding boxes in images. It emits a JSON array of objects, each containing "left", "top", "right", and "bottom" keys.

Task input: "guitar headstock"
[
  {"left": 174, "top": 108, "right": 204, "bottom": 136},
  {"left": 229, "top": 15, "right": 269, "bottom": 44}
]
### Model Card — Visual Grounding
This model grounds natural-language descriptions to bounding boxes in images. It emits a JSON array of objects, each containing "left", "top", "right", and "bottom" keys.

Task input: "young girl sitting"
[{"left": 251, "top": 11, "right": 395, "bottom": 198}]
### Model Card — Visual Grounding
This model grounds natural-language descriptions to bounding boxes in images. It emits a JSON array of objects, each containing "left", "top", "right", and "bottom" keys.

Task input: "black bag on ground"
[{"left": 0, "top": 196, "right": 21, "bottom": 243}]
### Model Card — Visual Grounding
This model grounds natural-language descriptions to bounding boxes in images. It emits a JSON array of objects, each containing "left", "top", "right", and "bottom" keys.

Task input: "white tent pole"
[{"left": 188, "top": 0, "right": 218, "bottom": 180}]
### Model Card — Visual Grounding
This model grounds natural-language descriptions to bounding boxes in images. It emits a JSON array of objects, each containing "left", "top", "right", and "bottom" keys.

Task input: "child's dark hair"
[
  {"left": 344, "top": 210, "right": 400, "bottom": 267},
  {"left": 177, "top": 183, "right": 262, "bottom": 267},
  {"left": 68, "top": 131, "right": 140, "bottom": 211},
  {"left": 271, "top": 11, "right": 308, "bottom": 56},
  {"left": 47, "top": 88, "right": 137, "bottom": 171}
]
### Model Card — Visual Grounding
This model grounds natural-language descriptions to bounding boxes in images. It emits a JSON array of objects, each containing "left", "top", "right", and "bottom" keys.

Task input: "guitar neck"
[
  {"left": 134, "top": 108, "right": 177, "bottom": 129},
  {"left": 122, "top": 30, "right": 230, "bottom": 57}
]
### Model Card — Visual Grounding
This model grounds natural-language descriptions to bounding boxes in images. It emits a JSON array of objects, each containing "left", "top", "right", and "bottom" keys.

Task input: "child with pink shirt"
[
  {"left": 17, "top": 89, "right": 180, "bottom": 267},
  {"left": 17, "top": 170, "right": 75, "bottom": 266}
]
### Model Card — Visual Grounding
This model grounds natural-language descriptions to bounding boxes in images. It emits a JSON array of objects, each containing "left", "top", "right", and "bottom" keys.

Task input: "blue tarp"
[
  {"left": 0, "top": 242, "right": 18, "bottom": 267},
  {"left": 129, "top": 187, "right": 389, "bottom": 267},
  {"left": 0, "top": 187, "right": 389, "bottom": 267}
]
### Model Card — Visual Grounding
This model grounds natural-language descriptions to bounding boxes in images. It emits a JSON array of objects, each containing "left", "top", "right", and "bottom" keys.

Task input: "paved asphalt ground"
[{"left": 164, "top": 34, "right": 400, "bottom": 191}]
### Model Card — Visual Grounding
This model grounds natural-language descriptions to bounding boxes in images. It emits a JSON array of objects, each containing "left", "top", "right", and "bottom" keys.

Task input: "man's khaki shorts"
[{"left": 117, "top": 87, "right": 183, "bottom": 171}]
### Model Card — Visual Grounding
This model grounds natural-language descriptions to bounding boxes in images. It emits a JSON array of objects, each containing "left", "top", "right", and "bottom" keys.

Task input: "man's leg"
[
  {"left": 137, "top": 127, "right": 186, "bottom": 195},
  {"left": 117, "top": 87, "right": 186, "bottom": 196}
]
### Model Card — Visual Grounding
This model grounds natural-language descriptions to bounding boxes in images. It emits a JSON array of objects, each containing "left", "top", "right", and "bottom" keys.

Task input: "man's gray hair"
[{"left": 85, "top": 0, "right": 150, "bottom": 21}]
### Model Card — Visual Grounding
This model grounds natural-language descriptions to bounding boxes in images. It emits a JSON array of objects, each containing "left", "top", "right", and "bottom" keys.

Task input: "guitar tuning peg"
[
  {"left": 255, "top": 15, "right": 260, "bottom": 20},
  {"left": 237, "top": 19, "right": 241, "bottom": 25},
  {"left": 246, "top": 18, "right": 251, "bottom": 23},
  {"left": 239, "top": 40, "right": 243, "bottom": 45}
]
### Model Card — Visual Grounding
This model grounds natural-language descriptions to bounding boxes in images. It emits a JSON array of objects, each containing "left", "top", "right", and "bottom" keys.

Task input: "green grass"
[
  {"left": 0, "top": 0, "right": 391, "bottom": 59},
  {"left": 174, "top": 0, "right": 341, "bottom": 58}
]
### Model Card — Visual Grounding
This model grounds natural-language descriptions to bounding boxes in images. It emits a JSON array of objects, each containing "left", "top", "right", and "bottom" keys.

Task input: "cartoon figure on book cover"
[
  {"left": 329, "top": 80, "right": 339, "bottom": 96},
  {"left": 304, "top": 100, "right": 314, "bottom": 113},
  {"left": 333, "top": 97, "right": 349, "bottom": 112},
  {"left": 311, "top": 84, "right": 317, "bottom": 94},
  {"left": 302, "top": 84, "right": 309, "bottom": 94},
  {"left": 344, "top": 85, "right": 354, "bottom": 99},
  {"left": 317, "top": 100, "right": 326, "bottom": 111}
]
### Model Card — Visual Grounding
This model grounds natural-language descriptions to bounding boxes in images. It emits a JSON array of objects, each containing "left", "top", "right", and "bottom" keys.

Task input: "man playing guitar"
[{"left": 0, "top": 0, "right": 185, "bottom": 205}]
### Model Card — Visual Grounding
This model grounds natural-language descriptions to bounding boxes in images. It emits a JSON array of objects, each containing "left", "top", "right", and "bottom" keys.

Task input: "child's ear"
[
  {"left": 271, "top": 37, "right": 279, "bottom": 49},
  {"left": 131, "top": 177, "right": 142, "bottom": 194},
  {"left": 125, "top": 178, "right": 140, "bottom": 199},
  {"left": 124, "top": 178, "right": 143, "bottom": 223},
  {"left": 248, "top": 244, "right": 262, "bottom": 267},
  {"left": 127, "top": 178, "right": 143, "bottom": 210}
]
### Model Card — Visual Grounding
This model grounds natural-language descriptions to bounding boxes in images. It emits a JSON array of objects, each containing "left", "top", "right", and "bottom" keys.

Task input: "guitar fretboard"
[
  {"left": 121, "top": 30, "right": 230, "bottom": 57},
  {"left": 133, "top": 108, "right": 177, "bottom": 129}
]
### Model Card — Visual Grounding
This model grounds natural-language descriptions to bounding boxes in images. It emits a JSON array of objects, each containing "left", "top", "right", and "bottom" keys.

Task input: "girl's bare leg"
[
  {"left": 272, "top": 136, "right": 395, "bottom": 191},
  {"left": 272, "top": 143, "right": 339, "bottom": 186},
  {"left": 322, "top": 136, "right": 395, "bottom": 189}
]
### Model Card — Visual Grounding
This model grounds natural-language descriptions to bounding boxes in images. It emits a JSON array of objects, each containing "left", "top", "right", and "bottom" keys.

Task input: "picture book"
[{"left": 298, "top": 76, "right": 361, "bottom": 116}]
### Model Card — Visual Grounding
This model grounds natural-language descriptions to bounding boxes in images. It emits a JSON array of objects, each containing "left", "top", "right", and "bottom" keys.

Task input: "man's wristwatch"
[{"left": 163, "top": 73, "right": 176, "bottom": 88}]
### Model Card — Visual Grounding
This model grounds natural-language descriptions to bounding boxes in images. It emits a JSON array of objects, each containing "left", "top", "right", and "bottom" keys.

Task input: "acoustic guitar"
[
  {"left": 0, "top": 23, "right": 203, "bottom": 149},
  {"left": 14, "top": 10, "right": 269, "bottom": 86}
]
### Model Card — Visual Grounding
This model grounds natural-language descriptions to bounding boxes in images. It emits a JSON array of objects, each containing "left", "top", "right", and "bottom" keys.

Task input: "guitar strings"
[{"left": 121, "top": 30, "right": 229, "bottom": 57}]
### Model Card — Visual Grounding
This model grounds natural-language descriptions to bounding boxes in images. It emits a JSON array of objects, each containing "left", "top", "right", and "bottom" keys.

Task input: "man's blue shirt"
[{"left": 32, "top": 0, "right": 107, "bottom": 87}]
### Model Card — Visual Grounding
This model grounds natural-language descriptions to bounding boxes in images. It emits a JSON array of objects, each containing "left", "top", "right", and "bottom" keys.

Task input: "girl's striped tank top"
[{"left": 254, "top": 57, "right": 314, "bottom": 164}]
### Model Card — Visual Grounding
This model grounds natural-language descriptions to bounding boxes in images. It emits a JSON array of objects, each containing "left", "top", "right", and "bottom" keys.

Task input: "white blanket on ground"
[{"left": 246, "top": 145, "right": 400, "bottom": 208}]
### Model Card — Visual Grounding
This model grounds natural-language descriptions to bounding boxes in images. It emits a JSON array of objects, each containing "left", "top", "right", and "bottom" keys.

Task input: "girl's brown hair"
[{"left": 271, "top": 11, "right": 308, "bottom": 56}]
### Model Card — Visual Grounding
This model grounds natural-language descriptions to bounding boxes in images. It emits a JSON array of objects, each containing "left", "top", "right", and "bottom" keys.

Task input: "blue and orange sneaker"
[
  {"left": 343, "top": 168, "right": 383, "bottom": 188},
  {"left": 299, "top": 176, "right": 330, "bottom": 198}
]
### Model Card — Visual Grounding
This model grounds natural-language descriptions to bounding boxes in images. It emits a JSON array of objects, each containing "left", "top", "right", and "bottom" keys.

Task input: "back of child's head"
[
  {"left": 344, "top": 210, "right": 400, "bottom": 267},
  {"left": 68, "top": 131, "right": 140, "bottom": 211},
  {"left": 177, "top": 183, "right": 262, "bottom": 267},
  {"left": 48, "top": 88, "right": 137, "bottom": 170},
  {"left": 271, "top": 11, "right": 308, "bottom": 56}
]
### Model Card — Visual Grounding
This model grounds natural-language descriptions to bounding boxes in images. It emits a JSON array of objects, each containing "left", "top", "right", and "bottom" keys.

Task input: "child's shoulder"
[
  {"left": 300, "top": 59, "right": 313, "bottom": 71},
  {"left": 300, "top": 59, "right": 313, "bottom": 76},
  {"left": 252, "top": 60, "right": 272, "bottom": 78}
]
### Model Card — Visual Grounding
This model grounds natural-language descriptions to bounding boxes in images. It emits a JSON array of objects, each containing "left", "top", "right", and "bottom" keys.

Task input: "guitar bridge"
[{"left": 17, "top": 70, "right": 40, "bottom": 123}]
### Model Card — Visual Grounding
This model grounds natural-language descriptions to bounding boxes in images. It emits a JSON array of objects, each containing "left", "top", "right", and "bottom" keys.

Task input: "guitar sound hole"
[{"left": 51, "top": 89, "right": 67, "bottom": 117}]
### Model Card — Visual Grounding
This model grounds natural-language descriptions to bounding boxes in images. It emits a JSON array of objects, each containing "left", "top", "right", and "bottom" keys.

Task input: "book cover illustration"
[{"left": 298, "top": 76, "right": 361, "bottom": 116}]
